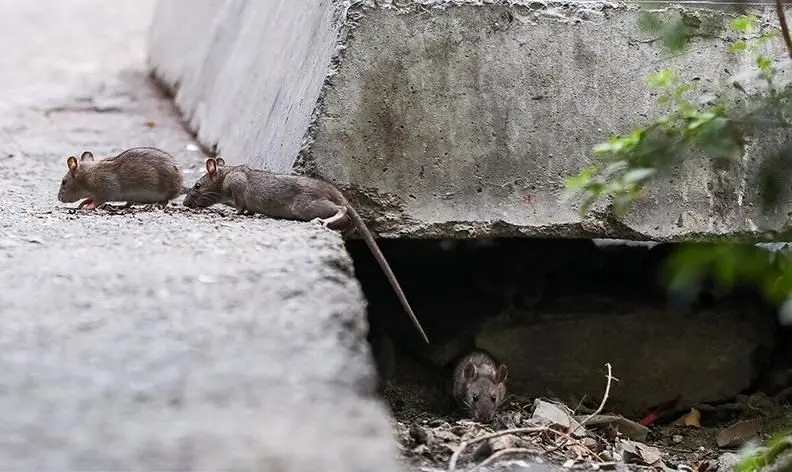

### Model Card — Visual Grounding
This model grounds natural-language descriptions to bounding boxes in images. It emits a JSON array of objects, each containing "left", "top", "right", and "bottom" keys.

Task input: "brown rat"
[
  {"left": 452, "top": 350, "right": 508, "bottom": 423},
  {"left": 57, "top": 147, "right": 183, "bottom": 210},
  {"left": 183, "top": 157, "right": 430, "bottom": 344}
]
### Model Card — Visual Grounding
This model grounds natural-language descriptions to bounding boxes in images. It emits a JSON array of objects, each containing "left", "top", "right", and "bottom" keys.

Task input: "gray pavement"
[{"left": 0, "top": 1, "right": 403, "bottom": 470}]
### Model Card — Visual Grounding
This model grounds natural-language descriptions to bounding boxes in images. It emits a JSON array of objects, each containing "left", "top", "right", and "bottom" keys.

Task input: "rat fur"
[
  {"left": 57, "top": 147, "right": 183, "bottom": 210},
  {"left": 183, "top": 157, "right": 430, "bottom": 343},
  {"left": 452, "top": 350, "right": 508, "bottom": 423}
]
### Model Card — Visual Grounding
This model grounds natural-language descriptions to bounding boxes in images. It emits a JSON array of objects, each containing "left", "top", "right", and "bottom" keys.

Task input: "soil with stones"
[{"left": 384, "top": 384, "right": 792, "bottom": 472}]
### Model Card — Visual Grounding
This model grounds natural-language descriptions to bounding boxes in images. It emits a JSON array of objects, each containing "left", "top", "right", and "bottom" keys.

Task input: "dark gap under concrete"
[{"left": 347, "top": 237, "right": 792, "bottom": 419}]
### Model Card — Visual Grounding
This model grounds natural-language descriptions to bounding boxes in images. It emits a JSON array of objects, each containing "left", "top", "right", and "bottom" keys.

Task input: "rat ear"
[
  {"left": 80, "top": 151, "right": 94, "bottom": 161},
  {"left": 67, "top": 156, "right": 78, "bottom": 173},
  {"left": 215, "top": 157, "right": 225, "bottom": 167},
  {"left": 463, "top": 362, "right": 477, "bottom": 381},
  {"left": 205, "top": 158, "right": 217, "bottom": 176},
  {"left": 495, "top": 365, "right": 508, "bottom": 384}
]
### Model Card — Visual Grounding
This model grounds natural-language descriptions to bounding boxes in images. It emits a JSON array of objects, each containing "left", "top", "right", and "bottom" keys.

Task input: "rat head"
[
  {"left": 57, "top": 151, "right": 95, "bottom": 203},
  {"left": 183, "top": 157, "right": 227, "bottom": 208},
  {"left": 461, "top": 361, "right": 508, "bottom": 423}
]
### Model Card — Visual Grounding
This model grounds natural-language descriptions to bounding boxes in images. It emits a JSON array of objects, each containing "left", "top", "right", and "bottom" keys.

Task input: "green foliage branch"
[{"left": 560, "top": 5, "right": 792, "bottom": 469}]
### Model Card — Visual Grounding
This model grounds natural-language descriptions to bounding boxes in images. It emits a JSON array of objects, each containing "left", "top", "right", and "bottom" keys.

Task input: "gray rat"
[
  {"left": 182, "top": 157, "right": 430, "bottom": 344},
  {"left": 57, "top": 147, "right": 183, "bottom": 210},
  {"left": 452, "top": 350, "right": 508, "bottom": 423}
]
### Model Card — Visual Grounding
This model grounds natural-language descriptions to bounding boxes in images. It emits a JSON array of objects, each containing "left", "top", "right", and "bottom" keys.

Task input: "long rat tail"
[{"left": 346, "top": 205, "right": 430, "bottom": 344}]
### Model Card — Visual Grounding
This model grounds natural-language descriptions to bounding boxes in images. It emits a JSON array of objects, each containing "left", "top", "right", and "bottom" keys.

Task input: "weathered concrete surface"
[
  {"left": 147, "top": 0, "right": 345, "bottom": 173},
  {"left": 147, "top": 0, "right": 792, "bottom": 241},
  {"left": 0, "top": 0, "right": 403, "bottom": 470}
]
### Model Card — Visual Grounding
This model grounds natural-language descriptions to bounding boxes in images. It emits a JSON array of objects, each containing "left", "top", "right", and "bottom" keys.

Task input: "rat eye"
[
  {"left": 472, "top": 394, "right": 479, "bottom": 402},
  {"left": 491, "top": 395, "right": 497, "bottom": 402},
  {"left": 194, "top": 183, "right": 201, "bottom": 189}
]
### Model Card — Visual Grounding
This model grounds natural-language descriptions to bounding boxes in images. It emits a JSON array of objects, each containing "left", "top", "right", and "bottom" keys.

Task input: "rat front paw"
[{"left": 78, "top": 199, "right": 97, "bottom": 210}]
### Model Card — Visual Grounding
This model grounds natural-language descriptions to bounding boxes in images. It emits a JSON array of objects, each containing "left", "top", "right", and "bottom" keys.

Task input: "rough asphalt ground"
[{"left": 0, "top": 1, "right": 403, "bottom": 470}]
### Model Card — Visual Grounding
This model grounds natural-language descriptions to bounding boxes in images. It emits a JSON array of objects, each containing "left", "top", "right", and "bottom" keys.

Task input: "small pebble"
[
  {"left": 412, "top": 444, "right": 429, "bottom": 456},
  {"left": 673, "top": 435, "right": 683, "bottom": 443},
  {"left": 409, "top": 423, "right": 429, "bottom": 445},
  {"left": 581, "top": 436, "right": 599, "bottom": 451}
]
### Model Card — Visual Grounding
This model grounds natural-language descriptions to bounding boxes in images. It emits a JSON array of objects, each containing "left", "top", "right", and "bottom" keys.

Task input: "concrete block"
[
  {"left": 148, "top": 0, "right": 791, "bottom": 240},
  {"left": 147, "top": 0, "right": 345, "bottom": 173}
]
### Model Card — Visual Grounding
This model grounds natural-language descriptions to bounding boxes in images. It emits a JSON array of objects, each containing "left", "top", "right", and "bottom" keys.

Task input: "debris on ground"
[
  {"left": 675, "top": 408, "right": 702, "bottom": 428},
  {"left": 619, "top": 439, "right": 662, "bottom": 467},
  {"left": 389, "top": 362, "right": 792, "bottom": 471},
  {"left": 532, "top": 399, "right": 584, "bottom": 433},
  {"left": 716, "top": 419, "right": 762, "bottom": 449},
  {"left": 572, "top": 414, "right": 649, "bottom": 442}
]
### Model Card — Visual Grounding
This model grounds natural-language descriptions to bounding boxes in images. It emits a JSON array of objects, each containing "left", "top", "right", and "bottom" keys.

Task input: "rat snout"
[
  {"left": 182, "top": 193, "right": 196, "bottom": 208},
  {"left": 474, "top": 408, "right": 495, "bottom": 424},
  {"left": 57, "top": 188, "right": 76, "bottom": 203}
]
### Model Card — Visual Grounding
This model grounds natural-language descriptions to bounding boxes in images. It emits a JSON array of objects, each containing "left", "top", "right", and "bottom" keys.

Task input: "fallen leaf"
[
  {"left": 678, "top": 408, "right": 702, "bottom": 428},
  {"left": 637, "top": 443, "right": 663, "bottom": 465},
  {"left": 716, "top": 419, "right": 761, "bottom": 448},
  {"left": 575, "top": 414, "right": 650, "bottom": 441},
  {"left": 489, "top": 434, "right": 531, "bottom": 452},
  {"left": 532, "top": 399, "right": 585, "bottom": 435},
  {"left": 639, "top": 395, "right": 682, "bottom": 426},
  {"left": 473, "top": 433, "right": 538, "bottom": 460},
  {"left": 143, "top": 119, "right": 156, "bottom": 128},
  {"left": 620, "top": 439, "right": 663, "bottom": 466},
  {"left": 638, "top": 412, "right": 658, "bottom": 426}
]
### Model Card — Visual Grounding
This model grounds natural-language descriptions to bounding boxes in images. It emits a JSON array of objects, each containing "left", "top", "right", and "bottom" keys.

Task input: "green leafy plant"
[
  {"left": 735, "top": 434, "right": 792, "bottom": 471},
  {"left": 562, "top": 6, "right": 792, "bottom": 471},
  {"left": 563, "top": 11, "right": 790, "bottom": 216}
]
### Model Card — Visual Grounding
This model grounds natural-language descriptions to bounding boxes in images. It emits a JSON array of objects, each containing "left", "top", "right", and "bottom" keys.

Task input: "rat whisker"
[{"left": 194, "top": 193, "right": 222, "bottom": 207}]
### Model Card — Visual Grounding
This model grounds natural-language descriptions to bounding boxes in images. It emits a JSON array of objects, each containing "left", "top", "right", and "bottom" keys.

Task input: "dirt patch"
[{"left": 385, "top": 383, "right": 792, "bottom": 471}]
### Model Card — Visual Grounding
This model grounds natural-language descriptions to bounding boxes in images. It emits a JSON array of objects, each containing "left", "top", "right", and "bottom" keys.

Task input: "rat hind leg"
[
  {"left": 306, "top": 203, "right": 350, "bottom": 232},
  {"left": 310, "top": 205, "right": 347, "bottom": 226}
]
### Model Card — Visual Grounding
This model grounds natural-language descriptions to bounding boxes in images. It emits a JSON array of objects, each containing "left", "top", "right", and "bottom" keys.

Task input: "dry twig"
[
  {"left": 574, "top": 363, "right": 616, "bottom": 435},
  {"left": 552, "top": 428, "right": 604, "bottom": 462},
  {"left": 447, "top": 427, "right": 548, "bottom": 472},
  {"left": 467, "top": 448, "right": 540, "bottom": 472}
]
